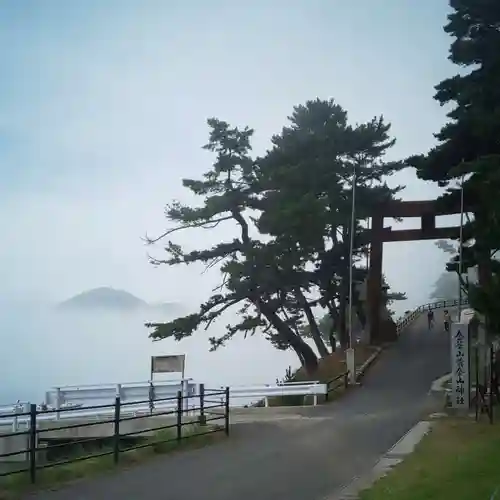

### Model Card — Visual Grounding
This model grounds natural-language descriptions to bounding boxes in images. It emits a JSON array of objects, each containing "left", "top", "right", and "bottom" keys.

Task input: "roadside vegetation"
[{"left": 359, "top": 417, "right": 500, "bottom": 500}]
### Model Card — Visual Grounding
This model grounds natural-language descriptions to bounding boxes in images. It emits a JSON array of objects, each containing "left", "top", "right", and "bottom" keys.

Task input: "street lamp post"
[
  {"left": 457, "top": 174, "right": 465, "bottom": 322},
  {"left": 346, "top": 165, "right": 357, "bottom": 385}
]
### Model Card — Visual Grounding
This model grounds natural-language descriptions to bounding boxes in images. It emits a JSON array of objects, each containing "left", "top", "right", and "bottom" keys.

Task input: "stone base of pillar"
[
  {"left": 370, "top": 318, "right": 398, "bottom": 344},
  {"left": 379, "top": 318, "right": 398, "bottom": 342}
]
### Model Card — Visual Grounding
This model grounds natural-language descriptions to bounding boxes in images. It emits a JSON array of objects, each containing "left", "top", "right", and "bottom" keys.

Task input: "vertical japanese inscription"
[{"left": 451, "top": 323, "right": 470, "bottom": 409}]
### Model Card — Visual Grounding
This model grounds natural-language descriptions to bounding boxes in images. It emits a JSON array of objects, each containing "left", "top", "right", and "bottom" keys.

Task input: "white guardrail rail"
[
  {"left": 0, "top": 380, "right": 327, "bottom": 430},
  {"left": 229, "top": 381, "right": 327, "bottom": 408},
  {"left": 0, "top": 380, "right": 195, "bottom": 428},
  {"left": 395, "top": 297, "right": 469, "bottom": 336}
]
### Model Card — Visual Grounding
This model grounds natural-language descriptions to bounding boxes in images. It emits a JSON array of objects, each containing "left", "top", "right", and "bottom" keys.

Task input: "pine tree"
[{"left": 407, "top": 0, "right": 500, "bottom": 330}]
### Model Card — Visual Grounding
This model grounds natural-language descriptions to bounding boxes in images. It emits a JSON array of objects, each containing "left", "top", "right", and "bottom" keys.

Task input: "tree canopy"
[
  {"left": 407, "top": 0, "right": 500, "bottom": 330},
  {"left": 145, "top": 99, "right": 405, "bottom": 374},
  {"left": 429, "top": 271, "right": 460, "bottom": 302}
]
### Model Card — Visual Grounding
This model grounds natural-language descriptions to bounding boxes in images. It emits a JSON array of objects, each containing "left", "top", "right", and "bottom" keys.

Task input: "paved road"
[{"left": 25, "top": 313, "right": 452, "bottom": 500}]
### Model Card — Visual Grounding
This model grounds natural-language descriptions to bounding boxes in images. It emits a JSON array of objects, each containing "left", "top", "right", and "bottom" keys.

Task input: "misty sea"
[{"left": 0, "top": 300, "right": 303, "bottom": 405}]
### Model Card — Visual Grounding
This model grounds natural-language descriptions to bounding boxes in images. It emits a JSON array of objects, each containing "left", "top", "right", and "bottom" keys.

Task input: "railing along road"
[
  {"left": 395, "top": 297, "right": 469, "bottom": 335},
  {"left": 0, "top": 385, "right": 230, "bottom": 485}
]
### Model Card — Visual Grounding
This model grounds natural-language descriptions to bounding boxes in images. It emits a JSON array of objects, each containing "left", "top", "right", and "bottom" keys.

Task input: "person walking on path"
[
  {"left": 427, "top": 308, "right": 434, "bottom": 330},
  {"left": 443, "top": 310, "right": 451, "bottom": 332}
]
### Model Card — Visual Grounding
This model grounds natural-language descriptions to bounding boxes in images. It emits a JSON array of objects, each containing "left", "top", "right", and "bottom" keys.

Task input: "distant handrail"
[{"left": 395, "top": 297, "right": 470, "bottom": 335}]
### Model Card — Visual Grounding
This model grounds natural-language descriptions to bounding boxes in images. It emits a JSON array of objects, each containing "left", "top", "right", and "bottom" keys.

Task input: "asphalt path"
[{"left": 25, "top": 312, "right": 452, "bottom": 500}]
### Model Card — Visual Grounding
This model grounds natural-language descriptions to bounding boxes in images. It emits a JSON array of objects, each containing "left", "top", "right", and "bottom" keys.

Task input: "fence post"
[
  {"left": 148, "top": 382, "right": 155, "bottom": 415},
  {"left": 176, "top": 390, "right": 182, "bottom": 442},
  {"left": 224, "top": 387, "right": 230, "bottom": 436},
  {"left": 113, "top": 396, "right": 121, "bottom": 464},
  {"left": 12, "top": 405, "right": 19, "bottom": 434},
  {"left": 55, "top": 388, "right": 61, "bottom": 421},
  {"left": 29, "top": 403, "right": 37, "bottom": 484},
  {"left": 182, "top": 379, "right": 190, "bottom": 415},
  {"left": 199, "top": 384, "right": 206, "bottom": 426},
  {"left": 475, "top": 344, "right": 479, "bottom": 422},
  {"left": 325, "top": 383, "right": 330, "bottom": 402},
  {"left": 489, "top": 345, "right": 494, "bottom": 424}
]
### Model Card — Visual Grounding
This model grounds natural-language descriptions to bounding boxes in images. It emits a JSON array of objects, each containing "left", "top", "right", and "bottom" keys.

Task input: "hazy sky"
[{"left": 0, "top": 0, "right": 459, "bottom": 311}]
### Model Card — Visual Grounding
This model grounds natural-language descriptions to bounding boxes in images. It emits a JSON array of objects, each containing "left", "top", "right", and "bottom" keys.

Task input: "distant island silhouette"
[{"left": 57, "top": 287, "right": 179, "bottom": 314}]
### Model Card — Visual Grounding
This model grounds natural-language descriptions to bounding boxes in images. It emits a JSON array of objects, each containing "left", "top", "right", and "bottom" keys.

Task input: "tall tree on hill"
[
  {"left": 145, "top": 118, "right": 320, "bottom": 373},
  {"left": 146, "top": 101, "right": 407, "bottom": 372},
  {"left": 407, "top": 0, "right": 500, "bottom": 330},
  {"left": 433, "top": 240, "right": 469, "bottom": 300},
  {"left": 300, "top": 274, "right": 406, "bottom": 346},
  {"left": 256, "top": 99, "right": 404, "bottom": 347}
]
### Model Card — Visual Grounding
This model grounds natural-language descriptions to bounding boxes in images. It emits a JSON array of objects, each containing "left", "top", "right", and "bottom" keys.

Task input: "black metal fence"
[
  {"left": 473, "top": 343, "right": 499, "bottom": 424},
  {"left": 325, "top": 372, "right": 349, "bottom": 402},
  {"left": 416, "top": 297, "right": 469, "bottom": 313},
  {"left": 0, "top": 385, "right": 230, "bottom": 484}
]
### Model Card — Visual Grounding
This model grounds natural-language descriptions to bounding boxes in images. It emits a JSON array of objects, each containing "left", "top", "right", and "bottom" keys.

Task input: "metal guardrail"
[
  {"left": 42, "top": 379, "right": 197, "bottom": 418},
  {"left": 1, "top": 400, "right": 186, "bottom": 431},
  {"left": 223, "top": 382, "right": 328, "bottom": 407},
  {"left": 0, "top": 385, "right": 230, "bottom": 485},
  {"left": 2, "top": 381, "right": 328, "bottom": 424},
  {"left": 395, "top": 297, "right": 470, "bottom": 335}
]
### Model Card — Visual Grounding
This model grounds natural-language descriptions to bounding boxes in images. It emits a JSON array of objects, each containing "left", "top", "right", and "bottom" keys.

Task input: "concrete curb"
[
  {"left": 428, "top": 372, "right": 452, "bottom": 410},
  {"left": 328, "top": 421, "right": 434, "bottom": 500},
  {"left": 355, "top": 347, "right": 384, "bottom": 382},
  {"left": 429, "top": 372, "right": 451, "bottom": 393}
]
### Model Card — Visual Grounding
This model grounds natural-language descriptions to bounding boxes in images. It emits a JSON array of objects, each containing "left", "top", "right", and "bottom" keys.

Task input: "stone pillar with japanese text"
[{"left": 451, "top": 323, "right": 470, "bottom": 409}]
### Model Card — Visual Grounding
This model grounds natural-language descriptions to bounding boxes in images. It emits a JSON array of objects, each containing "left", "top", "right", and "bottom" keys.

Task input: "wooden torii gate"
[{"left": 367, "top": 199, "right": 462, "bottom": 344}]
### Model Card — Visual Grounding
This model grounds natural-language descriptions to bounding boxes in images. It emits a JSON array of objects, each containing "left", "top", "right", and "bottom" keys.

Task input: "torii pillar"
[{"left": 367, "top": 213, "right": 385, "bottom": 344}]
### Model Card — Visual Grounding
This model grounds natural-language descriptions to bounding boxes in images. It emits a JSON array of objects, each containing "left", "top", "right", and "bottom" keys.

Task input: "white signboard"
[
  {"left": 451, "top": 323, "right": 470, "bottom": 409},
  {"left": 150, "top": 354, "right": 185, "bottom": 377}
]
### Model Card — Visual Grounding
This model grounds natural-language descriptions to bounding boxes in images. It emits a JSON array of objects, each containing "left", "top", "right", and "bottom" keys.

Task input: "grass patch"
[
  {"left": 359, "top": 416, "right": 500, "bottom": 500},
  {"left": 0, "top": 424, "right": 226, "bottom": 499},
  {"left": 267, "top": 345, "right": 379, "bottom": 406}
]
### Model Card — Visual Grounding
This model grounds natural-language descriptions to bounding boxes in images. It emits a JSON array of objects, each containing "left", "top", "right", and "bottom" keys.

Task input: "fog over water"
[{"left": 0, "top": 299, "right": 302, "bottom": 405}]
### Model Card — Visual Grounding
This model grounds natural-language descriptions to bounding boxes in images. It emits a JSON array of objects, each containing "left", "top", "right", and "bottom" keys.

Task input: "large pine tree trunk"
[
  {"left": 327, "top": 302, "right": 340, "bottom": 352},
  {"left": 294, "top": 289, "right": 330, "bottom": 358},
  {"left": 338, "top": 291, "right": 348, "bottom": 349},
  {"left": 258, "top": 300, "right": 319, "bottom": 374},
  {"left": 355, "top": 297, "right": 367, "bottom": 329}
]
